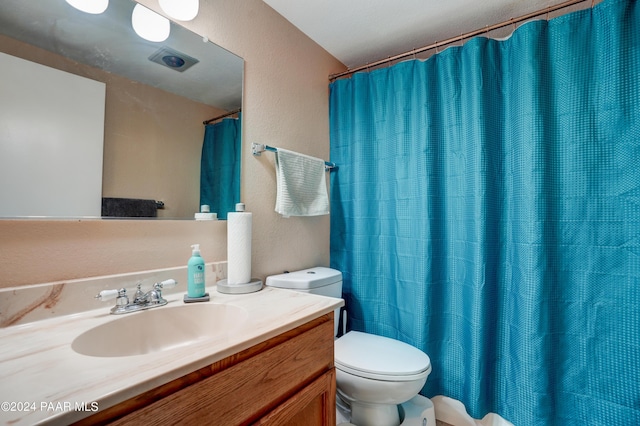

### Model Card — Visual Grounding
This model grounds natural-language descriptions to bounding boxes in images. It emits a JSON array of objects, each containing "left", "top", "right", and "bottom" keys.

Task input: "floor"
[{"left": 335, "top": 395, "right": 512, "bottom": 426}]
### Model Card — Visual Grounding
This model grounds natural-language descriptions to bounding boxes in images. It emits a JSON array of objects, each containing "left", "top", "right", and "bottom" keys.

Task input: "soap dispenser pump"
[{"left": 187, "top": 244, "right": 206, "bottom": 298}]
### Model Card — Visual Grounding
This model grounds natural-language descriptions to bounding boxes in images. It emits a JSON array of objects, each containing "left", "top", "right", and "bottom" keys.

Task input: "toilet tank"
[
  {"left": 266, "top": 267, "right": 343, "bottom": 337},
  {"left": 265, "top": 267, "right": 342, "bottom": 298}
]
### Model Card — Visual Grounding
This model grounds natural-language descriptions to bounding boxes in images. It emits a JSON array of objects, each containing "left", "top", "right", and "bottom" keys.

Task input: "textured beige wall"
[
  {"left": 0, "top": 0, "right": 345, "bottom": 288},
  {"left": 101, "top": 74, "right": 223, "bottom": 218}
]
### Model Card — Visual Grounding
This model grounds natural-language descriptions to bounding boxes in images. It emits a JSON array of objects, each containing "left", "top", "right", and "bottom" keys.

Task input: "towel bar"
[{"left": 251, "top": 143, "right": 338, "bottom": 171}]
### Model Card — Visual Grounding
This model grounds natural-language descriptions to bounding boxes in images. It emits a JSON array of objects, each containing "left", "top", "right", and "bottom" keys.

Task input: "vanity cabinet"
[{"left": 75, "top": 313, "right": 336, "bottom": 426}]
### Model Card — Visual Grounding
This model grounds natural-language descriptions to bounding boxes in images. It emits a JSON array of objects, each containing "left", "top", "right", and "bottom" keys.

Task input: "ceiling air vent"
[{"left": 148, "top": 46, "right": 199, "bottom": 72}]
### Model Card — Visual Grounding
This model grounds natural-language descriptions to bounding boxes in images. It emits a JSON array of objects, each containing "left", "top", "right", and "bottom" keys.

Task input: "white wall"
[{"left": 0, "top": 52, "right": 105, "bottom": 217}]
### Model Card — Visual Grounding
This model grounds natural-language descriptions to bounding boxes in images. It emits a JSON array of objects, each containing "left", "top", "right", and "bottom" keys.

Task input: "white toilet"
[{"left": 265, "top": 267, "right": 432, "bottom": 426}]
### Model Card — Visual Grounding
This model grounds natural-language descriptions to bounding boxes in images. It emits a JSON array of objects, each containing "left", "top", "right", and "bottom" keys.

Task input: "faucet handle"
[
  {"left": 95, "top": 288, "right": 122, "bottom": 301},
  {"left": 154, "top": 279, "right": 178, "bottom": 290}
]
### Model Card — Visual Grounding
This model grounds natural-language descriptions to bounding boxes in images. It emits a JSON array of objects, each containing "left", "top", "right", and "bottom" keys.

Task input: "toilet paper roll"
[{"left": 227, "top": 211, "right": 252, "bottom": 284}]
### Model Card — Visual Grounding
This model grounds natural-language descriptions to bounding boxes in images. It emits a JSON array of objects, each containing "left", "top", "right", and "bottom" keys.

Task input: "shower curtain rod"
[
  {"left": 203, "top": 108, "right": 241, "bottom": 125},
  {"left": 251, "top": 142, "right": 338, "bottom": 171},
  {"left": 329, "top": 0, "right": 593, "bottom": 81}
]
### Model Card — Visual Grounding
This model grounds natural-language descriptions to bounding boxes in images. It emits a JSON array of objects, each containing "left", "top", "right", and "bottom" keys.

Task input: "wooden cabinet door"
[{"left": 256, "top": 368, "right": 336, "bottom": 426}]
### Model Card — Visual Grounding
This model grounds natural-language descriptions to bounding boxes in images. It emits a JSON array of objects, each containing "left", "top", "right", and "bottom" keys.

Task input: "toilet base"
[
  {"left": 337, "top": 394, "right": 436, "bottom": 426},
  {"left": 350, "top": 400, "right": 401, "bottom": 426}
]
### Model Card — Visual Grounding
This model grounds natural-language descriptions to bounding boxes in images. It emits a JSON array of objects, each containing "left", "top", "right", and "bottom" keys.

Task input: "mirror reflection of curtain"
[{"left": 200, "top": 114, "right": 241, "bottom": 219}]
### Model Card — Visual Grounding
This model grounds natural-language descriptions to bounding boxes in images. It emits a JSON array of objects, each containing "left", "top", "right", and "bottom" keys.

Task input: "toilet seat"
[{"left": 335, "top": 331, "right": 431, "bottom": 382}]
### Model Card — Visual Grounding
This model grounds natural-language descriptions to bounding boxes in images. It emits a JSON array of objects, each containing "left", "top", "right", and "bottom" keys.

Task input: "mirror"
[{"left": 0, "top": 0, "right": 243, "bottom": 219}]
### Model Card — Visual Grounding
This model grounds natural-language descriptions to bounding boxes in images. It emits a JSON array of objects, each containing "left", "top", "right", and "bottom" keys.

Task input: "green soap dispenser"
[{"left": 187, "top": 244, "right": 206, "bottom": 298}]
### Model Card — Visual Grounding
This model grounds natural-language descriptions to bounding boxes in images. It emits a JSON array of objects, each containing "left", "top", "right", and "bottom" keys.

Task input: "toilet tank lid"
[{"left": 265, "top": 267, "right": 342, "bottom": 289}]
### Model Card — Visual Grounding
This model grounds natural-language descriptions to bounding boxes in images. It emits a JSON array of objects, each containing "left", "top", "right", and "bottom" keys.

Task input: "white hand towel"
[{"left": 275, "top": 148, "right": 329, "bottom": 217}]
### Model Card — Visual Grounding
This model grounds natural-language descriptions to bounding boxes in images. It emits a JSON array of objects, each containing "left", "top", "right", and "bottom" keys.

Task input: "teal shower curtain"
[
  {"left": 200, "top": 116, "right": 241, "bottom": 219},
  {"left": 329, "top": 0, "right": 640, "bottom": 424}
]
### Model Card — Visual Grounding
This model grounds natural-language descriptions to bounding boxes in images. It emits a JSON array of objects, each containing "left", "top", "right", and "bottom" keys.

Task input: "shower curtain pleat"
[
  {"left": 329, "top": 0, "right": 640, "bottom": 424},
  {"left": 200, "top": 116, "right": 241, "bottom": 219}
]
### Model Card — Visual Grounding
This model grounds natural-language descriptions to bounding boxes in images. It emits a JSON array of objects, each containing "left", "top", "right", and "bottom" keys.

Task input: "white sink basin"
[{"left": 72, "top": 303, "right": 248, "bottom": 357}]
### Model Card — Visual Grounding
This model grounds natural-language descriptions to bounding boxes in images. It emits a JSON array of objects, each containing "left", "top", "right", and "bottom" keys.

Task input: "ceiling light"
[
  {"left": 65, "top": 0, "right": 108, "bottom": 14},
  {"left": 131, "top": 4, "right": 170, "bottom": 43},
  {"left": 159, "top": 0, "right": 199, "bottom": 21}
]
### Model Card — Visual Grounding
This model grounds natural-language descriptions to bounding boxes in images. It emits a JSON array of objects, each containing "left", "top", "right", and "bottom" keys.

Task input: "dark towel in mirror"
[{"left": 101, "top": 198, "right": 159, "bottom": 217}]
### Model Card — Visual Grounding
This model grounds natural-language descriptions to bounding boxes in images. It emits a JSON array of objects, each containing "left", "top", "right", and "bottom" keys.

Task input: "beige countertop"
[{"left": 0, "top": 285, "right": 343, "bottom": 425}]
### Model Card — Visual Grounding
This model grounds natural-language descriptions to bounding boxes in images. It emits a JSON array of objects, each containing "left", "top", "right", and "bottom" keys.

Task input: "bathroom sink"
[{"left": 72, "top": 303, "right": 248, "bottom": 357}]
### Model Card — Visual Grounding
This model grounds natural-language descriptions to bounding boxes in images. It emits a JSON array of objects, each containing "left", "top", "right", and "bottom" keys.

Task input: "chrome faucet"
[{"left": 96, "top": 279, "right": 178, "bottom": 314}]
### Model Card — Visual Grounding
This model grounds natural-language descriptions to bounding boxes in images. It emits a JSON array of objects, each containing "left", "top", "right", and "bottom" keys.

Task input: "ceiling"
[{"left": 262, "top": 0, "right": 578, "bottom": 68}]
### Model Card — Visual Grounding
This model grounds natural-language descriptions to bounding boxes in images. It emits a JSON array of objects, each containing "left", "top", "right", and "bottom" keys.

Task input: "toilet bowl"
[
  {"left": 335, "top": 331, "right": 431, "bottom": 426},
  {"left": 265, "top": 267, "right": 432, "bottom": 426}
]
